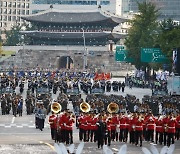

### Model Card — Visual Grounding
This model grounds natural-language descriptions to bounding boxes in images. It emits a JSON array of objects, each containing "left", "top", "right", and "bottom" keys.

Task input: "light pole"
[{"left": 82, "top": 28, "right": 86, "bottom": 70}]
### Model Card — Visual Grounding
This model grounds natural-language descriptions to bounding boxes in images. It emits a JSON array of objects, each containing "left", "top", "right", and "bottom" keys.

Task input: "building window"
[
  {"left": 26, "top": 3, "right": 29, "bottom": 8},
  {"left": 100, "top": 1, "right": 110, "bottom": 5},
  {"left": 8, "top": 16, "right": 12, "bottom": 21},
  {"left": 13, "top": 9, "right": 16, "bottom": 14},
  {"left": 26, "top": 10, "right": 29, "bottom": 15},
  {"left": 3, "top": 9, "right": 7, "bottom": 14},
  {"left": 13, "top": 16, "right": 16, "bottom": 21},
  {"left": 8, "top": 2, "right": 12, "bottom": 7},
  {"left": 3, "top": 1, "right": 7, "bottom": 7},
  {"left": 13, "top": 2, "right": 16, "bottom": 8},
  {"left": 17, "top": 10, "right": 21, "bottom": 15},
  {"left": 22, "top": 10, "right": 25, "bottom": 15},
  {"left": 8, "top": 9, "right": 12, "bottom": 14},
  {"left": 17, "top": 3, "right": 21, "bottom": 8},
  {"left": 3, "top": 16, "right": 7, "bottom": 21}
]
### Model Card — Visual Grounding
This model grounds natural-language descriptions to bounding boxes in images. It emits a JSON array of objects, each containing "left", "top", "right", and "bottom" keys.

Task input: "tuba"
[
  {"left": 107, "top": 102, "right": 119, "bottom": 114},
  {"left": 80, "top": 102, "right": 90, "bottom": 113},
  {"left": 51, "top": 102, "right": 62, "bottom": 114}
]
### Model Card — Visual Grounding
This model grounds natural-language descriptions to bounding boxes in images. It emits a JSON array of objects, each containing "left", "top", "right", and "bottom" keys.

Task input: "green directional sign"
[
  {"left": 141, "top": 48, "right": 168, "bottom": 63},
  {"left": 115, "top": 46, "right": 134, "bottom": 62}
]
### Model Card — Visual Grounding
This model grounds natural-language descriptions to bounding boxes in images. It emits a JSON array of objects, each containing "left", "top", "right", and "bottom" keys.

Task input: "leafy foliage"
[
  {"left": 0, "top": 42, "right": 3, "bottom": 56},
  {"left": 157, "top": 19, "right": 180, "bottom": 58},
  {"left": 125, "top": 2, "right": 159, "bottom": 69},
  {"left": 4, "top": 22, "right": 34, "bottom": 46},
  {"left": 4, "top": 23, "right": 23, "bottom": 46}
]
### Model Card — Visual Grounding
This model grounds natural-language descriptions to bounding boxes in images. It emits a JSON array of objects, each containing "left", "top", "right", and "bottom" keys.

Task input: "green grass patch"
[{"left": 1, "top": 50, "right": 16, "bottom": 56}]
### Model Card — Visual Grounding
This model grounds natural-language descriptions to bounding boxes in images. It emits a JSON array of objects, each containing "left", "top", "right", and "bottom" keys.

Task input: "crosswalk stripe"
[
  {"left": 5, "top": 125, "right": 11, "bottom": 128},
  {"left": 17, "top": 125, "right": 23, "bottom": 128}
]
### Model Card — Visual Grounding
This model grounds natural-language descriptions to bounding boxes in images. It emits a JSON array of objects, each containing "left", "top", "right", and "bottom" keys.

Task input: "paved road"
[{"left": 1, "top": 78, "right": 179, "bottom": 153}]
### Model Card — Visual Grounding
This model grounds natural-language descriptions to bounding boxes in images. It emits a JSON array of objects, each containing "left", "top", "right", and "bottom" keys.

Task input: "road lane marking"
[
  {"left": 112, "top": 148, "right": 119, "bottom": 152},
  {"left": 16, "top": 125, "right": 23, "bottom": 128},
  {"left": 0, "top": 133, "right": 50, "bottom": 135},
  {"left": 39, "top": 141, "right": 55, "bottom": 151},
  {"left": 4, "top": 126, "right": 11, "bottom": 128},
  {"left": 11, "top": 117, "right": 15, "bottom": 124}
]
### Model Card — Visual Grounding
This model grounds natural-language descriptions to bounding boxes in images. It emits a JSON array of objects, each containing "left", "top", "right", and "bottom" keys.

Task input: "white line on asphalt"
[
  {"left": 16, "top": 125, "right": 23, "bottom": 128},
  {"left": 11, "top": 117, "right": 15, "bottom": 124},
  {"left": 0, "top": 133, "right": 50, "bottom": 135},
  {"left": 112, "top": 148, "right": 119, "bottom": 152},
  {"left": 4, "top": 126, "right": 11, "bottom": 128}
]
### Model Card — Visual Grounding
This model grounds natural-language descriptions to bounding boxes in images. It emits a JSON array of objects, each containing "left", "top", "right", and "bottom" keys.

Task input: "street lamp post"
[{"left": 82, "top": 28, "right": 86, "bottom": 70}]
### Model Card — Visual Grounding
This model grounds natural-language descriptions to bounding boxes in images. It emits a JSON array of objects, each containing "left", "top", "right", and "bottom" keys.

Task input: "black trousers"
[
  {"left": 35, "top": 117, "right": 39, "bottom": 128},
  {"left": 164, "top": 132, "right": 168, "bottom": 145},
  {"left": 97, "top": 136, "right": 104, "bottom": 148},
  {"left": 18, "top": 109, "right": 22, "bottom": 116},
  {"left": 56, "top": 130, "right": 62, "bottom": 143},
  {"left": 147, "top": 130, "right": 154, "bottom": 142},
  {"left": 130, "top": 131, "right": 135, "bottom": 144},
  {"left": 135, "top": 130, "right": 143, "bottom": 146},
  {"left": 111, "top": 130, "right": 116, "bottom": 141},
  {"left": 61, "top": 129, "right": 66, "bottom": 142},
  {"left": 50, "top": 128, "right": 56, "bottom": 140},
  {"left": 176, "top": 128, "right": 180, "bottom": 140},
  {"left": 156, "top": 132, "right": 163, "bottom": 144},
  {"left": 104, "top": 131, "right": 111, "bottom": 146},
  {"left": 83, "top": 129, "right": 89, "bottom": 142},
  {"left": 119, "top": 129, "right": 128, "bottom": 142},
  {"left": 79, "top": 128, "right": 83, "bottom": 141},
  {"left": 143, "top": 129, "right": 147, "bottom": 141},
  {"left": 39, "top": 119, "right": 45, "bottom": 130},
  {"left": 167, "top": 133, "right": 175, "bottom": 147},
  {"left": 66, "top": 130, "right": 73, "bottom": 144},
  {"left": 90, "top": 130, "right": 96, "bottom": 142}
]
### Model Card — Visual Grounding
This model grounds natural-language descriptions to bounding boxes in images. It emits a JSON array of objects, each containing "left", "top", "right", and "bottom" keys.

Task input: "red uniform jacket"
[
  {"left": 119, "top": 116, "right": 128, "bottom": 129},
  {"left": 111, "top": 116, "right": 118, "bottom": 131},
  {"left": 163, "top": 116, "right": 170, "bottom": 132},
  {"left": 59, "top": 114, "right": 68, "bottom": 130},
  {"left": 146, "top": 117, "right": 155, "bottom": 130},
  {"left": 90, "top": 117, "right": 97, "bottom": 130},
  {"left": 106, "top": 119, "right": 112, "bottom": 131},
  {"left": 176, "top": 116, "right": 180, "bottom": 129},
  {"left": 135, "top": 119, "right": 144, "bottom": 131},
  {"left": 49, "top": 114, "right": 57, "bottom": 129},
  {"left": 78, "top": 116, "right": 83, "bottom": 129},
  {"left": 81, "top": 116, "right": 88, "bottom": 130},
  {"left": 129, "top": 117, "right": 137, "bottom": 132},
  {"left": 167, "top": 119, "right": 177, "bottom": 134},
  {"left": 155, "top": 119, "right": 164, "bottom": 133},
  {"left": 66, "top": 117, "right": 75, "bottom": 131}
]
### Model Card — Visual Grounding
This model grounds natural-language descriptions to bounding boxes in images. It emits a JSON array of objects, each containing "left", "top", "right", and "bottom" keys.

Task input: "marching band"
[{"left": 48, "top": 101, "right": 180, "bottom": 148}]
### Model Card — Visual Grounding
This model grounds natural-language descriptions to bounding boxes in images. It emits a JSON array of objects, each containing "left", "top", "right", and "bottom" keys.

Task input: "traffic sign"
[
  {"left": 115, "top": 50, "right": 127, "bottom": 61},
  {"left": 141, "top": 48, "right": 168, "bottom": 63},
  {"left": 115, "top": 46, "right": 134, "bottom": 62}
]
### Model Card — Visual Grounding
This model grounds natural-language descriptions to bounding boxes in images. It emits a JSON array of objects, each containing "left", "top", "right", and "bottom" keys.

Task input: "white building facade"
[{"left": 0, "top": 0, "right": 31, "bottom": 39}]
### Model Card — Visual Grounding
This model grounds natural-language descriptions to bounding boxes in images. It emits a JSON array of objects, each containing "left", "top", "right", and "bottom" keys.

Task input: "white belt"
[
  {"left": 156, "top": 126, "right": 163, "bottom": 128},
  {"left": 136, "top": 126, "right": 143, "bottom": 128},
  {"left": 120, "top": 124, "right": 129, "bottom": 126},
  {"left": 147, "top": 124, "right": 155, "bottom": 126},
  {"left": 168, "top": 127, "right": 175, "bottom": 129}
]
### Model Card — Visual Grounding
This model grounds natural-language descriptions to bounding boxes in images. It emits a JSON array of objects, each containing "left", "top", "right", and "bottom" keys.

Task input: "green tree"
[
  {"left": 0, "top": 42, "right": 3, "bottom": 56},
  {"left": 4, "top": 23, "right": 23, "bottom": 46},
  {"left": 157, "top": 19, "right": 180, "bottom": 58},
  {"left": 125, "top": 2, "right": 159, "bottom": 69}
]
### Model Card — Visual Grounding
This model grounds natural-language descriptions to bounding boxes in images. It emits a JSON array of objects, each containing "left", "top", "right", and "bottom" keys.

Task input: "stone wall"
[{"left": 0, "top": 49, "right": 135, "bottom": 73}]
